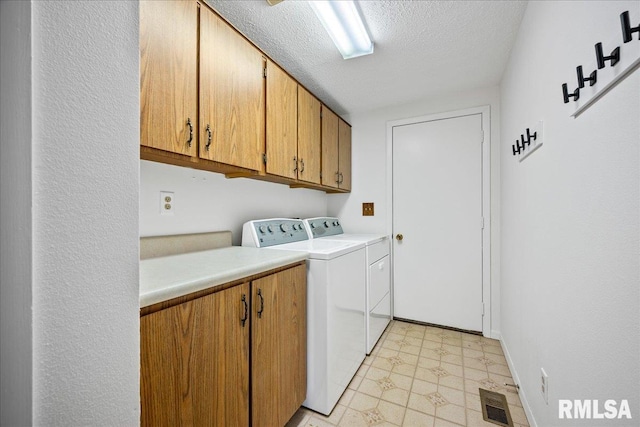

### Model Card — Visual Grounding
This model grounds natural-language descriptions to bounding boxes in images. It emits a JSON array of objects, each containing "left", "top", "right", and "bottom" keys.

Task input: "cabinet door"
[
  {"left": 200, "top": 8, "right": 265, "bottom": 171},
  {"left": 321, "top": 106, "right": 339, "bottom": 189},
  {"left": 252, "top": 265, "right": 307, "bottom": 427},
  {"left": 266, "top": 60, "right": 298, "bottom": 179},
  {"left": 297, "top": 87, "right": 322, "bottom": 185},
  {"left": 140, "top": 0, "right": 197, "bottom": 156},
  {"left": 141, "top": 284, "right": 250, "bottom": 427},
  {"left": 338, "top": 118, "right": 352, "bottom": 191}
]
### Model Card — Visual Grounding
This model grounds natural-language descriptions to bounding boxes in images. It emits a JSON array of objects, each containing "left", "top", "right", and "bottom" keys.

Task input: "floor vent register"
[{"left": 479, "top": 388, "right": 514, "bottom": 427}]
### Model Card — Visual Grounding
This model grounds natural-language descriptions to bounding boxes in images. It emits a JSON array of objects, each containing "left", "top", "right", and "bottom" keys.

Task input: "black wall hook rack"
[
  {"left": 561, "top": 9, "right": 639, "bottom": 115},
  {"left": 562, "top": 83, "right": 580, "bottom": 103},
  {"left": 576, "top": 65, "right": 597, "bottom": 88},
  {"left": 620, "top": 11, "right": 640, "bottom": 43},
  {"left": 595, "top": 42, "right": 620, "bottom": 69},
  {"left": 512, "top": 123, "right": 543, "bottom": 159}
]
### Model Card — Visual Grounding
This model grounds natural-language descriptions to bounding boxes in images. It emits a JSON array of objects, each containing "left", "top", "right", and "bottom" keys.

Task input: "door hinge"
[
  {"left": 481, "top": 217, "right": 485, "bottom": 229},
  {"left": 262, "top": 153, "right": 267, "bottom": 164},
  {"left": 320, "top": 111, "right": 323, "bottom": 119},
  {"left": 482, "top": 302, "right": 485, "bottom": 316},
  {"left": 263, "top": 67, "right": 267, "bottom": 78},
  {"left": 481, "top": 130, "right": 485, "bottom": 144}
]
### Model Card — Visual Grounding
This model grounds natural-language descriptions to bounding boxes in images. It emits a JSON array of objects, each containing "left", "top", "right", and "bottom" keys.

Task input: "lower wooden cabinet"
[{"left": 141, "top": 263, "right": 306, "bottom": 427}]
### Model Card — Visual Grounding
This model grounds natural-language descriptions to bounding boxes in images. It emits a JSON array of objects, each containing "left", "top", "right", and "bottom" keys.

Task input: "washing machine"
[
  {"left": 242, "top": 218, "right": 366, "bottom": 415},
  {"left": 304, "top": 217, "right": 391, "bottom": 355}
]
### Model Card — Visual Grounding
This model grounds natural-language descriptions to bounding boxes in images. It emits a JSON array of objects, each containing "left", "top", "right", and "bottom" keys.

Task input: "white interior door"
[{"left": 392, "top": 113, "right": 483, "bottom": 332}]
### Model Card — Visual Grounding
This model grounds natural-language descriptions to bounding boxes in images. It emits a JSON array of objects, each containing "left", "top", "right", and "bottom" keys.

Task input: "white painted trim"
[
  {"left": 498, "top": 333, "right": 538, "bottom": 427},
  {"left": 386, "top": 105, "right": 492, "bottom": 337}
]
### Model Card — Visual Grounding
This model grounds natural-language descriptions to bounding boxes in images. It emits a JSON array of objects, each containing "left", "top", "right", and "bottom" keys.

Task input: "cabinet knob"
[
  {"left": 293, "top": 156, "right": 298, "bottom": 173},
  {"left": 395, "top": 234, "right": 404, "bottom": 241}
]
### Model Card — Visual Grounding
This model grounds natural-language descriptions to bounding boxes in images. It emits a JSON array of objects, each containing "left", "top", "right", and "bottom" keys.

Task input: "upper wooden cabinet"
[
  {"left": 321, "top": 106, "right": 340, "bottom": 189},
  {"left": 199, "top": 6, "right": 265, "bottom": 172},
  {"left": 266, "top": 60, "right": 298, "bottom": 180},
  {"left": 140, "top": 0, "right": 197, "bottom": 157},
  {"left": 338, "top": 118, "right": 352, "bottom": 191},
  {"left": 140, "top": 0, "right": 351, "bottom": 192},
  {"left": 297, "top": 87, "right": 322, "bottom": 185},
  {"left": 320, "top": 106, "right": 351, "bottom": 191}
]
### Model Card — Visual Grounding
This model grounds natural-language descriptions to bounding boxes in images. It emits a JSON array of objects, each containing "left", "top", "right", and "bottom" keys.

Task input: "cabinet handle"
[
  {"left": 338, "top": 172, "right": 344, "bottom": 184},
  {"left": 257, "top": 289, "right": 264, "bottom": 318},
  {"left": 293, "top": 156, "right": 298, "bottom": 173},
  {"left": 240, "top": 294, "right": 248, "bottom": 327},
  {"left": 186, "top": 118, "right": 193, "bottom": 147},
  {"left": 335, "top": 172, "right": 340, "bottom": 184},
  {"left": 300, "top": 158, "right": 305, "bottom": 173},
  {"left": 205, "top": 125, "right": 212, "bottom": 151}
]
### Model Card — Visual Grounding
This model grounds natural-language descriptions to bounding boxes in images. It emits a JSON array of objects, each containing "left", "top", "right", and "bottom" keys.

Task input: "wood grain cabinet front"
[
  {"left": 199, "top": 6, "right": 265, "bottom": 172},
  {"left": 321, "top": 106, "right": 352, "bottom": 191},
  {"left": 140, "top": 0, "right": 198, "bottom": 157},
  {"left": 141, "top": 283, "right": 250, "bottom": 427},
  {"left": 141, "top": 263, "right": 307, "bottom": 427},
  {"left": 338, "top": 118, "right": 352, "bottom": 191},
  {"left": 140, "top": 0, "right": 351, "bottom": 193},
  {"left": 266, "top": 60, "right": 298, "bottom": 180},
  {"left": 296, "top": 87, "right": 322, "bottom": 185}
]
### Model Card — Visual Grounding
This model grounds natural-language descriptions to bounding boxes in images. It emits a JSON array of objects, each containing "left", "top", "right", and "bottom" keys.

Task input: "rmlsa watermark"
[{"left": 559, "top": 399, "right": 632, "bottom": 420}]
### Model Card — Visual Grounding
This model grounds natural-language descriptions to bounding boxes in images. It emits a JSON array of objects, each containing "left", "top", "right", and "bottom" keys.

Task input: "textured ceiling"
[{"left": 206, "top": 0, "right": 528, "bottom": 116}]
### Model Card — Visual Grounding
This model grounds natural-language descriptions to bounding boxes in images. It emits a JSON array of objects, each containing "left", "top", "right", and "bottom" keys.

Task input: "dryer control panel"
[
  {"left": 304, "top": 217, "right": 344, "bottom": 238},
  {"left": 242, "top": 218, "right": 309, "bottom": 247}
]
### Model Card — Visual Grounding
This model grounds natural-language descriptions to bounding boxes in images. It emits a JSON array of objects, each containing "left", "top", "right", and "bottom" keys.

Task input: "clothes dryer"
[{"left": 304, "top": 217, "right": 391, "bottom": 354}]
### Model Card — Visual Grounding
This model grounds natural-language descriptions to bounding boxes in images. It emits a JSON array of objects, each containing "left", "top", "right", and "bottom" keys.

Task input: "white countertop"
[{"left": 140, "top": 246, "right": 308, "bottom": 308}]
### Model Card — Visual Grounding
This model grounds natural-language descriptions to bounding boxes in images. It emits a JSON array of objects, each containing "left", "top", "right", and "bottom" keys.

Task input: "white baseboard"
[{"left": 496, "top": 333, "right": 538, "bottom": 427}]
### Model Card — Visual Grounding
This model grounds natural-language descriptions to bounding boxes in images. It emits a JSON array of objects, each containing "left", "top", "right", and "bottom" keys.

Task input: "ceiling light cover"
[{"left": 309, "top": 0, "right": 373, "bottom": 59}]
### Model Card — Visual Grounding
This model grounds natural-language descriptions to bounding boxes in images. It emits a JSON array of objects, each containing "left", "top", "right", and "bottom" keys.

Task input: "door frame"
[{"left": 386, "top": 105, "right": 492, "bottom": 337}]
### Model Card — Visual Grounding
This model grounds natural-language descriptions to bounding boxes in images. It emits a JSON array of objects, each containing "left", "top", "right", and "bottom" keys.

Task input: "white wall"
[
  {"left": 0, "top": 1, "right": 33, "bottom": 425},
  {"left": 328, "top": 86, "right": 502, "bottom": 335},
  {"left": 30, "top": 1, "right": 140, "bottom": 425},
  {"left": 500, "top": 1, "right": 639, "bottom": 425},
  {"left": 140, "top": 160, "right": 328, "bottom": 245}
]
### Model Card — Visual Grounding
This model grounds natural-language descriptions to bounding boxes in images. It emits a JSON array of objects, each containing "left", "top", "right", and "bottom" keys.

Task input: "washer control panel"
[
  {"left": 242, "top": 218, "right": 309, "bottom": 247},
  {"left": 304, "top": 217, "right": 344, "bottom": 238}
]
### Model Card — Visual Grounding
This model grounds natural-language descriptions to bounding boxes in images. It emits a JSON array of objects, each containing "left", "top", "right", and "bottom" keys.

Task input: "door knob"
[{"left": 395, "top": 234, "right": 403, "bottom": 241}]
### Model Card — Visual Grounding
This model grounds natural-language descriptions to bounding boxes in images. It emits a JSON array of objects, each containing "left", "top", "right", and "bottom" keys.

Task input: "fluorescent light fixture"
[{"left": 309, "top": 0, "right": 373, "bottom": 59}]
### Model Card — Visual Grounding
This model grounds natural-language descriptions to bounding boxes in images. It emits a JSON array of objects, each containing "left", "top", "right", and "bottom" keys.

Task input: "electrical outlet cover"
[{"left": 160, "top": 191, "right": 174, "bottom": 216}]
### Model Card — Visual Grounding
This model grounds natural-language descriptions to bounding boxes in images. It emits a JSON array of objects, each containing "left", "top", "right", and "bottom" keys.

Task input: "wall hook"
[
  {"left": 520, "top": 134, "right": 530, "bottom": 148},
  {"left": 512, "top": 139, "right": 523, "bottom": 156},
  {"left": 595, "top": 42, "right": 620, "bottom": 69},
  {"left": 526, "top": 128, "right": 537, "bottom": 142},
  {"left": 620, "top": 11, "right": 640, "bottom": 43},
  {"left": 562, "top": 83, "right": 580, "bottom": 103},
  {"left": 576, "top": 65, "right": 597, "bottom": 88}
]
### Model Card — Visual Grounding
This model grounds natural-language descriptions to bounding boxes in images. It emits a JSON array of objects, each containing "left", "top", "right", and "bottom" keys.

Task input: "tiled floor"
[{"left": 286, "top": 320, "right": 529, "bottom": 427}]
